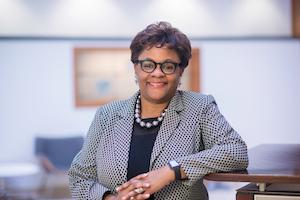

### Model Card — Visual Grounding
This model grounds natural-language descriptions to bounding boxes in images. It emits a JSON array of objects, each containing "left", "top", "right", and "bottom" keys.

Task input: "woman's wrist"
[
  {"left": 164, "top": 163, "right": 188, "bottom": 182},
  {"left": 162, "top": 165, "right": 176, "bottom": 183}
]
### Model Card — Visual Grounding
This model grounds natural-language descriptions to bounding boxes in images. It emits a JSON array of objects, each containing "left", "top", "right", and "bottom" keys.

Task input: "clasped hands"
[{"left": 105, "top": 165, "right": 175, "bottom": 200}]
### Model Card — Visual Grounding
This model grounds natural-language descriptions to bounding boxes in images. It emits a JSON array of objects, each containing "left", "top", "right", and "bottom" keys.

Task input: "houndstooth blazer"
[{"left": 68, "top": 90, "right": 248, "bottom": 200}]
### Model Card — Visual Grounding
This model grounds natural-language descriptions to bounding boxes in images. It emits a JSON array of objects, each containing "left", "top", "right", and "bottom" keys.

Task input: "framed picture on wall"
[{"left": 73, "top": 47, "right": 200, "bottom": 107}]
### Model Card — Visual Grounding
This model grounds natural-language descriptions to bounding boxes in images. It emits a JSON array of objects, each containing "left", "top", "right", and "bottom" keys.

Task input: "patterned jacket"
[{"left": 68, "top": 90, "right": 248, "bottom": 200}]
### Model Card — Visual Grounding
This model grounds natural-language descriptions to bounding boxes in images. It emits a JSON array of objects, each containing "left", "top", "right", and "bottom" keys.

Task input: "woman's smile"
[{"left": 147, "top": 81, "right": 167, "bottom": 88}]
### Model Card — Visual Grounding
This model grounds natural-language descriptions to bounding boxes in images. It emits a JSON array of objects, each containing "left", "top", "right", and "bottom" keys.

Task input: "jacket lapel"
[
  {"left": 113, "top": 92, "right": 138, "bottom": 182},
  {"left": 150, "top": 91, "right": 184, "bottom": 169}
]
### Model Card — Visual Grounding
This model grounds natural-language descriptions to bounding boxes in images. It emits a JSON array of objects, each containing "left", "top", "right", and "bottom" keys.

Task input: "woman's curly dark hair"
[{"left": 130, "top": 21, "right": 192, "bottom": 68}]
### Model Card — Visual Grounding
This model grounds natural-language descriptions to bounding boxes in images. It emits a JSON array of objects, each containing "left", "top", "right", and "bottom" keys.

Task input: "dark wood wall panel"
[{"left": 292, "top": 0, "right": 300, "bottom": 37}]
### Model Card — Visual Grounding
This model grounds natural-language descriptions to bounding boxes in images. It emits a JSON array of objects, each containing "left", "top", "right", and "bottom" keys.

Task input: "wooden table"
[{"left": 205, "top": 144, "right": 300, "bottom": 199}]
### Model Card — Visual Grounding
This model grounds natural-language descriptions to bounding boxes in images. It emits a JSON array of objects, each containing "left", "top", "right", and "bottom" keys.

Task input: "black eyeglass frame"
[{"left": 134, "top": 59, "right": 181, "bottom": 75}]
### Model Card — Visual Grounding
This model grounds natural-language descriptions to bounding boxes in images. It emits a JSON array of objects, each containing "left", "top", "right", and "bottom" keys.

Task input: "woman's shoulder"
[
  {"left": 175, "top": 91, "right": 217, "bottom": 113},
  {"left": 94, "top": 98, "right": 132, "bottom": 116},
  {"left": 179, "top": 90, "right": 215, "bottom": 105},
  {"left": 93, "top": 92, "right": 138, "bottom": 118}
]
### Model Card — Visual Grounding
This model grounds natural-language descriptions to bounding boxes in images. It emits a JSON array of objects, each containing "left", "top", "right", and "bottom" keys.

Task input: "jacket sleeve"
[
  {"left": 68, "top": 108, "right": 110, "bottom": 199},
  {"left": 176, "top": 95, "right": 249, "bottom": 186}
]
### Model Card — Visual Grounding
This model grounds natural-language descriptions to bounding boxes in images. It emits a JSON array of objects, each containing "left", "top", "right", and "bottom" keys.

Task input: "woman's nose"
[{"left": 151, "top": 64, "right": 165, "bottom": 76}]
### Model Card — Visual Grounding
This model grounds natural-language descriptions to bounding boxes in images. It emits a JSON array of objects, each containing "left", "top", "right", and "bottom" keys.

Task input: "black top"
[{"left": 127, "top": 118, "right": 161, "bottom": 200}]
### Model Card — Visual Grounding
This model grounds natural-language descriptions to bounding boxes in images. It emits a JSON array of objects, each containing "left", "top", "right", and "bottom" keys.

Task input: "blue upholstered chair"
[
  {"left": 34, "top": 136, "right": 84, "bottom": 198},
  {"left": 35, "top": 136, "right": 84, "bottom": 172}
]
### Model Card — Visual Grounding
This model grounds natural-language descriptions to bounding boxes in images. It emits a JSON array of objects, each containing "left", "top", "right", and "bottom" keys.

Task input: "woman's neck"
[{"left": 140, "top": 97, "right": 169, "bottom": 119}]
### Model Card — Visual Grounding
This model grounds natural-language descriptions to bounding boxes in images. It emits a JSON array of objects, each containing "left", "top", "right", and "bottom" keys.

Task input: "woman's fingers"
[
  {"left": 116, "top": 174, "right": 150, "bottom": 192},
  {"left": 121, "top": 189, "right": 150, "bottom": 200},
  {"left": 115, "top": 173, "right": 152, "bottom": 200},
  {"left": 116, "top": 182, "right": 130, "bottom": 192},
  {"left": 135, "top": 193, "right": 151, "bottom": 200},
  {"left": 134, "top": 173, "right": 148, "bottom": 180},
  {"left": 116, "top": 180, "right": 136, "bottom": 192}
]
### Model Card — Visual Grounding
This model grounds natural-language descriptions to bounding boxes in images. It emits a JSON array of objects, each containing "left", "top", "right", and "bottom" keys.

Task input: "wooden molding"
[
  {"left": 190, "top": 48, "right": 200, "bottom": 92},
  {"left": 292, "top": 0, "right": 300, "bottom": 37}
]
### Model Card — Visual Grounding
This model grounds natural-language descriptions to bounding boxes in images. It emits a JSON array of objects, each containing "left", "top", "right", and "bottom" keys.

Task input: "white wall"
[
  {"left": 0, "top": 41, "right": 93, "bottom": 161},
  {"left": 198, "top": 40, "right": 300, "bottom": 148},
  {"left": 0, "top": 39, "right": 300, "bottom": 161},
  {"left": 0, "top": 0, "right": 291, "bottom": 37}
]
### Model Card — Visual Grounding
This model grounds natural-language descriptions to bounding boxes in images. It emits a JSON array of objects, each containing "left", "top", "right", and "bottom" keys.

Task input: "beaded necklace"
[{"left": 134, "top": 95, "right": 167, "bottom": 128}]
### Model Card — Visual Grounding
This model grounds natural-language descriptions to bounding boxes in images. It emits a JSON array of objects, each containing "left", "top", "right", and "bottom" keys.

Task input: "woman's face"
[{"left": 134, "top": 46, "right": 184, "bottom": 104}]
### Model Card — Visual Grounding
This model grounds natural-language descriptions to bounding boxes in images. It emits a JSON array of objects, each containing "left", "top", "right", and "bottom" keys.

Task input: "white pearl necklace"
[{"left": 134, "top": 95, "right": 167, "bottom": 128}]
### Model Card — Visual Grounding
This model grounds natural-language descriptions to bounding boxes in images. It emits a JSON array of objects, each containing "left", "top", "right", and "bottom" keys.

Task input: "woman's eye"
[
  {"left": 143, "top": 62, "right": 155, "bottom": 69},
  {"left": 164, "top": 63, "right": 175, "bottom": 70}
]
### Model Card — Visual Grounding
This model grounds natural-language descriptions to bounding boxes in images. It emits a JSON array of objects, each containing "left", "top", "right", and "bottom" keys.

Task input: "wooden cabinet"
[{"left": 205, "top": 144, "right": 300, "bottom": 200}]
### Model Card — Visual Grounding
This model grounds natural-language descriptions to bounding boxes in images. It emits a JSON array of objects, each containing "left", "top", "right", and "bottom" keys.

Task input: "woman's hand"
[
  {"left": 140, "top": 165, "right": 175, "bottom": 194},
  {"left": 105, "top": 173, "right": 150, "bottom": 200},
  {"left": 116, "top": 165, "right": 175, "bottom": 200}
]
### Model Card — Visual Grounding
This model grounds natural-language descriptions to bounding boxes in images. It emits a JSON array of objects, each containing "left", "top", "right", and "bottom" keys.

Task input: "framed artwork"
[{"left": 74, "top": 47, "right": 200, "bottom": 107}]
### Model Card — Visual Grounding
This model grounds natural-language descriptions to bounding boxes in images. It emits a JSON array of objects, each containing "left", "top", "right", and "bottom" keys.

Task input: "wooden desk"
[{"left": 205, "top": 144, "right": 300, "bottom": 199}]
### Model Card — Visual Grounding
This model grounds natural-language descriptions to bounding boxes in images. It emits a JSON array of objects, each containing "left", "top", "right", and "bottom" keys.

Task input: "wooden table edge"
[{"left": 204, "top": 173, "right": 300, "bottom": 184}]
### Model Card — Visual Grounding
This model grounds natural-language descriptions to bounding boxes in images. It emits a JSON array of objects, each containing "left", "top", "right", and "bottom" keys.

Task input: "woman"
[{"left": 68, "top": 22, "right": 248, "bottom": 200}]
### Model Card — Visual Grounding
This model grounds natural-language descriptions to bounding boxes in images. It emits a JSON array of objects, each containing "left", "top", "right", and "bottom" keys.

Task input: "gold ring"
[{"left": 134, "top": 187, "right": 145, "bottom": 194}]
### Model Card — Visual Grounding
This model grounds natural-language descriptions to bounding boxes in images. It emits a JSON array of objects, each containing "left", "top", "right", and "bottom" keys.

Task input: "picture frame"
[{"left": 74, "top": 47, "right": 200, "bottom": 107}]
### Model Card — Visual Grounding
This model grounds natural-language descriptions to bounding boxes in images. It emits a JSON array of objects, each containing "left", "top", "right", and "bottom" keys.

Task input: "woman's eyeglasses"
[{"left": 135, "top": 59, "right": 180, "bottom": 75}]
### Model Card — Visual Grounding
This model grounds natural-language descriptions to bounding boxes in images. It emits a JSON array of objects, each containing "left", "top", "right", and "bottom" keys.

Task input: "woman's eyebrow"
[
  {"left": 163, "top": 59, "right": 179, "bottom": 63},
  {"left": 139, "top": 57, "right": 179, "bottom": 63},
  {"left": 143, "top": 58, "right": 178, "bottom": 62}
]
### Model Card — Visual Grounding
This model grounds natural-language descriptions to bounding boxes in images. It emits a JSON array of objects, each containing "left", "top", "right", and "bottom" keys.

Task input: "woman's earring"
[
  {"left": 178, "top": 79, "right": 182, "bottom": 87},
  {"left": 135, "top": 75, "right": 138, "bottom": 84}
]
